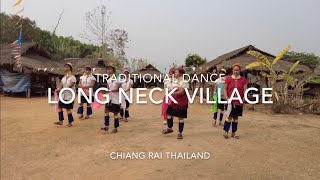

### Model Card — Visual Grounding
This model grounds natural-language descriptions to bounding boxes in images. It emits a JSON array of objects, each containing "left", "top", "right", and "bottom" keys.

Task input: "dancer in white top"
[
  {"left": 54, "top": 63, "right": 77, "bottom": 127},
  {"left": 77, "top": 66, "right": 96, "bottom": 119},
  {"left": 100, "top": 64, "right": 122, "bottom": 133}
]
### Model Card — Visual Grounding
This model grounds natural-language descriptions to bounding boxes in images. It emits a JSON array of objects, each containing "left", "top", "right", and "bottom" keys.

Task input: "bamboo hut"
[
  {"left": 132, "top": 64, "right": 163, "bottom": 88},
  {"left": 303, "top": 67, "right": 320, "bottom": 97},
  {"left": 192, "top": 45, "right": 312, "bottom": 99},
  {"left": 63, "top": 58, "right": 107, "bottom": 75},
  {"left": 0, "top": 42, "right": 62, "bottom": 97}
]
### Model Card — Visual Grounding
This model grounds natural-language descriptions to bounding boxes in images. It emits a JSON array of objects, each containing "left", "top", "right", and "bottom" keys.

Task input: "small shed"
[
  {"left": 63, "top": 58, "right": 107, "bottom": 75},
  {"left": 0, "top": 42, "right": 62, "bottom": 97},
  {"left": 132, "top": 64, "right": 163, "bottom": 88},
  {"left": 192, "top": 45, "right": 312, "bottom": 98}
]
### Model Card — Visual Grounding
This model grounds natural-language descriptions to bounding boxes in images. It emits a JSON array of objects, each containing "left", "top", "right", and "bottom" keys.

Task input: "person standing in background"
[
  {"left": 161, "top": 68, "right": 175, "bottom": 125},
  {"left": 120, "top": 67, "right": 133, "bottom": 122},
  {"left": 212, "top": 68, "right": 227, "bottom": 127}
]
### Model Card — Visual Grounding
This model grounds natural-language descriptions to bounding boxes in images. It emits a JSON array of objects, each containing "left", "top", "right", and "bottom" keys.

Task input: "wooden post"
[
  {"left": 26, "top": 88, "right": 31, "bottom": 98},
  {"left": 259, "top": 74, "right": 264, "bottom": 96},
  {"left": 55, "top": 76, "right": 60, "bottom": 89}
]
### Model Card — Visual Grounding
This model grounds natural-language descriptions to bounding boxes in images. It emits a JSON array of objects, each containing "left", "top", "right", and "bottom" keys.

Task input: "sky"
[{"left": 1, "top": 0, "right": 320, "bottom": 71}]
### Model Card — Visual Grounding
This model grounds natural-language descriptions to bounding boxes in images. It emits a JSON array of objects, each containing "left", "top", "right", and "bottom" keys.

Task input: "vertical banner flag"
[{"left": 11, "top": 0, "right": 24, "bottom": 69}]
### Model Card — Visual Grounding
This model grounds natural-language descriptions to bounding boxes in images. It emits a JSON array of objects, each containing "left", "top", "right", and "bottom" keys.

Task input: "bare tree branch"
[
  {"left": 52, "top": 9, "right": 64, "bottom": 36},
  {"left": 80, "top": 5, "right": 128, "bottom": 69}
]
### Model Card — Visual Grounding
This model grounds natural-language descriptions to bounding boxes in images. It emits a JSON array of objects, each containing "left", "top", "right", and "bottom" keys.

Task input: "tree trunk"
[{"left": 284, "top": 83, "right": 289, "bottom": 105}]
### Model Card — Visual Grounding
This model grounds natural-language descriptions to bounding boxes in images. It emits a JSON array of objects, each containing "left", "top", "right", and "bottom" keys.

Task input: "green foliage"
[
  {"left": 246, "top": 46, "right": 303, "bottom": 105},
  {"left": 81, "top": 5, "right": 129, "bottom": 67},
  {"left": 284, "top": 51, "right": 320, "bottom": 69},
  {"left": 260, "top": 71, "right": 270, "bottom": 78},
  {"left": 247, "top": 51, "right": 271, "bottom": 66},
  {"left": 49, "top": 35, "right": 99, "bottom": 60},
  {"left": 245, "top": 61, "right": 267, "bottom": 69},
  {"left": 185, "top": 54, "right": 207, "bottom": 68},
  {"left": 309, "top": 76, "right": 320, "bottom": 84},
  {"left": 0, "top": 12, "right": 99, "bottom": 60},
  {"left": 1, "top": 13, "right": 39, "bottom": 43},
  {"left": 109, "top": 29, "right": 129, "bottom": 67},
  {"left": 273, "top": 45, "right": 291, "bottom": 64}
]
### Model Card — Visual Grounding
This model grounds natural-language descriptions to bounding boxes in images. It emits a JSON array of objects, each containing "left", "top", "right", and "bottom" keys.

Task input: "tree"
[
  {"left": 284, "top": 51, "right": 320, "bottom": 69},
  {"left": 185, "top": 54, "right": 207, "bottom": 67},
  {"left": 130, "top": 58, "right": 150, "bottom": 72},
  {"left": 52, "top": 36, "right": 81, "bottom": 60},
  {"left": 109, "top": 29, "right": 129, "bottom": 67},
  {"left": 81, "top": 5, "right": 129, "bottom": 69},
  {"left": 52, "top": 10, "right": 64, "bottom": 36},
  {"left": 246, "top": 46, "right": 291, "bottom": 104},
  {"left": 0, "top": 12, "right": 100, "bottom": 60},
  {"left": 81, "top": 5, "right": 111, "bottom": 60},
  {"left": 1, "top": 13, "right": 39, "bottom": 43},
  {"left": 35, "top": 31, "right": 99, "bottom": 60},
  {"left": 246, "top": 45, "right": 312, "bottom": 106},
  {"left": 281, "top": 61, "right": 300, "bottom": 104}
]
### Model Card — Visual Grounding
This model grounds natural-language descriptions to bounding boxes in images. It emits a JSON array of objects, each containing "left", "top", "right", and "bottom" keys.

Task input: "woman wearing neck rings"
[
  {"left": 223, "top": 63, "right": 248, "bottom": 139},
  {"left": 162, "top": 66, "right": 189, "bottom": 139},
  {"left": 54, "top": 63, "right": 77, "bottom": 127},
  {"left": 77, "top": 66, "right": 96, "bottom": 120}
]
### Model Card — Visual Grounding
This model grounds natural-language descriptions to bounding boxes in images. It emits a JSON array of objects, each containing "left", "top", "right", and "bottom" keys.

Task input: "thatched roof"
[
  {"left": 0, "top": 42, "right": 62, "bottom": 75},
  {"left": 314, "top": 67, "right": 320, "bottom": 76},
  {"left": 132, "top": 64, "right": 163, "bottom": 76},
  {"left": 195, "top": 45, "right": 311, "bottom": 74},
  {"left": 63, "top": 58, "right": 107, "bottom": 75}
]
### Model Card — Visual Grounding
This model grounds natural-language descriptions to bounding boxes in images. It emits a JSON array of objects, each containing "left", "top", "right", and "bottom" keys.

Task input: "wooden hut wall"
[{"left": 29, "top": 73, "right": 60, "bottom": 97}]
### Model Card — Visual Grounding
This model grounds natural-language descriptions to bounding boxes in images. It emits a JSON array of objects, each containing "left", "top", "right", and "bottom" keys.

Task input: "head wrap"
[
  {"left": 106, "top": 61, "right": 116, "bottom": 72},
  {"left": 178, "top": 66, "right": 185, "bottom": 74},
  {"left": 106, "top": 65, "right": 116, "bottom": 72},
  {"left": 123, "top": 67, "right": 130, "bottom": 73},
  {"left": 64, "top": 62, "right": 73, "bottom": 71},
  {"left": 84, "top": 65, "right": 92, "bottom": 71},
  {"left": 233, "top": 63, "right": 241, "bottom": 69},
  {"left": 169, "top": 68, "right": 175, "bottom": 74},
  {"left": 220, "top": 68, "right": 227, "bottom": 73}
]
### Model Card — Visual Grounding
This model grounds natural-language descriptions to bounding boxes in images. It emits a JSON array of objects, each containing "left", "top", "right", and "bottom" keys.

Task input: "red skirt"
[{"left": 166, "top": 94, "right": 188, "bottom": 118}]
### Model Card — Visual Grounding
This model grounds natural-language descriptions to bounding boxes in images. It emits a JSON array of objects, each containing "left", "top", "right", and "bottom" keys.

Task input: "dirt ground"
[{"left": 1, "top": 90, "right": 320, "bottom": 180}]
